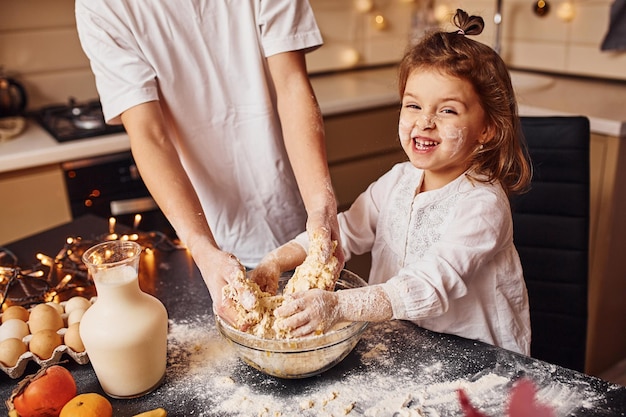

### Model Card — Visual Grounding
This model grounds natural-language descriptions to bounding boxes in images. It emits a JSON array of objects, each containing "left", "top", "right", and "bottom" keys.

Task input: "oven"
[
  {"left": 61, "top": 152, "right": 176, "bottom": 238},
  {"left": 34, "top": 98, "right": 176, "bottom": 238}
]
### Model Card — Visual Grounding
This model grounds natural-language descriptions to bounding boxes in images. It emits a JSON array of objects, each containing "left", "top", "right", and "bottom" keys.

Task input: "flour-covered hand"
[
  {"left": 306, "top": 208, "right": 345, "bottom": 271},
  {"left": 248, "top": 255, "right": 282, "bottom": 295},
  {"left": 274, "top": 289, "right": 340, "bottom": 337},
  {"left": 203, "top": 251, "right": 252, "bottom": 327}
]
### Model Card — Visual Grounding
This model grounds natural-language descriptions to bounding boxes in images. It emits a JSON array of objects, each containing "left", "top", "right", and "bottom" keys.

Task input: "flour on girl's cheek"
[
  {"left": 398, "top": 117, "right": 414, "bottom": 143},
  {"left": 439, "top": 125, "right": 467, "bottom": 158}
]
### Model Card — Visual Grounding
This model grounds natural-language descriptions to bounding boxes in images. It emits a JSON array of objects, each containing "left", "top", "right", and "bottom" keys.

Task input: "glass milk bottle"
[{"left": 81, "top": 240, "right": 168, "bottom": 398}]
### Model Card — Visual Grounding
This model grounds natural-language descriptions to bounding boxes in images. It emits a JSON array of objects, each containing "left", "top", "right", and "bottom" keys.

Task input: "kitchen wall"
[
  {"left": 308, "top": 0, "right": 626, "bottom": 79},
  {"left": 0, "top": 0, "right": 624, "bottom": 111}
]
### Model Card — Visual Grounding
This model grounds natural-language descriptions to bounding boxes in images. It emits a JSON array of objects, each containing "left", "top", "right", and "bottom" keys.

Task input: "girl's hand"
[
  {"left": 248, "top": 256, "right": 282, "bottom": 295},
  {"left": 274, "top": 289, "right": 341, "bottom": 337}
]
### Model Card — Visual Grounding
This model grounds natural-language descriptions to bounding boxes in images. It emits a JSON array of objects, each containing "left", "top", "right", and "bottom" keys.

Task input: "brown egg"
[
  {"left": 0, "top": 338, "right": 28, "bottom": 367},
  {"left": 28, "top": 303, "right": 64, "bottom": 334},
  {"left": 29, "top": 329, "right": 63, "bottom": 360},
  {"left": 63, "top": 323, "right": 85, "bottom": 353},
  {"left": 64, "top": 296, "right": 92, "bottom": 315},
  {"left": 46, "top": 301, "right": 65, "bottom": 315},
  {"left": 1, "top": 305, "right": 29, "bottom": 323}
]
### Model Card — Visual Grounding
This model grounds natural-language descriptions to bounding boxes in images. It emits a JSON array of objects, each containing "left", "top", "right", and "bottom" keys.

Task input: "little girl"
[{"left": 250, "top": 9, "right": 532, "bottom": 355}]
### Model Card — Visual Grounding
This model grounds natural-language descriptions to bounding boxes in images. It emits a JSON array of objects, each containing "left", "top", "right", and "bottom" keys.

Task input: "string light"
[{"left": 0, "top": 215, "right": 184, "bottom": 308}]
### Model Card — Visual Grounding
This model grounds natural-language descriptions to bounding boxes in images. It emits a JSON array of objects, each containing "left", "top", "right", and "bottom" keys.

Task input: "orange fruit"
[{"left": 59, "top": 393, "right": 113, "bottom": 417}]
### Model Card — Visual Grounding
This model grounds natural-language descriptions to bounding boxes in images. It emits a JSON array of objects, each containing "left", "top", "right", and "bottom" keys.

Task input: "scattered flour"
[{"left": 157, "top": 316, "right": 612, "bottom": 417}]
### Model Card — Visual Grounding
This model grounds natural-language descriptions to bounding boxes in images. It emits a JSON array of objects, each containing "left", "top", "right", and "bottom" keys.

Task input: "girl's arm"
[
  {"left": 249, "top": 240, "right": 308, "bottom": 295},
  {"left": 274, "top": 285, "right": 393, "bottom": 337}
]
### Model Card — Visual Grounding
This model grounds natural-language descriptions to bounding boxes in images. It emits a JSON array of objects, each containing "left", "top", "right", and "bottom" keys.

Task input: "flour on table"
[{"left": 159, "top": 317, "right": 611, "bottom": 417}]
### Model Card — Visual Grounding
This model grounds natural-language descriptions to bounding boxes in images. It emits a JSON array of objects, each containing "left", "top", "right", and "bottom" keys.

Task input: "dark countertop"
[{"left": 1, "top": 215, "right": 625, "bottom": 416}]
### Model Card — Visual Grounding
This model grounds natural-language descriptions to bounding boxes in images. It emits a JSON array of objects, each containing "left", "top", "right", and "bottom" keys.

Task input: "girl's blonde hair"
[{"left": 398, "top": 9, "right": 531, "bottom": 196}]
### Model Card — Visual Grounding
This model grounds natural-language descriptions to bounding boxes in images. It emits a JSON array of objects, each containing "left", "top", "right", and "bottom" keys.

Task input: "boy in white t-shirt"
[{"left": 75, "top": 0, "right": 342, "bottom": 322}]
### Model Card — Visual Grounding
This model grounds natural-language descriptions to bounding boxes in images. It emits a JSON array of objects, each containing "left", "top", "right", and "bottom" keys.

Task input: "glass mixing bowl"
[{"left": 215, "top": 269, "right": 369, "bottom": 379}]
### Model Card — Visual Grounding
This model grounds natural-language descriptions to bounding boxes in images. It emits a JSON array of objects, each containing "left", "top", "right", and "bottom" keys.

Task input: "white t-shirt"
[
  {"left": 296, "top": 162, "right": 531, "bottom": 354},
  {"left": 75, "top": 0, "right": 323, "bottom": 266}
]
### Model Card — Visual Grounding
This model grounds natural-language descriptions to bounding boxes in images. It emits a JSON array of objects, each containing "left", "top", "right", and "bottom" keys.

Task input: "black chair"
[{"left": 511, "top": 116, "right": 590, "bottom": 372}]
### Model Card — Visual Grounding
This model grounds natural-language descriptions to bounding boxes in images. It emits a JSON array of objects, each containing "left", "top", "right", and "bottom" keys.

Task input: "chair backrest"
[{"left": 511, "top": 116, "right": 590, "bottom": 372}]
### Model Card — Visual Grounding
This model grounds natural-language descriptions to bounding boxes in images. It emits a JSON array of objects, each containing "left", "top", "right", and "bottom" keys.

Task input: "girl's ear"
[{"left": 480, "top": 122, "right": 496, "bottom": 145}]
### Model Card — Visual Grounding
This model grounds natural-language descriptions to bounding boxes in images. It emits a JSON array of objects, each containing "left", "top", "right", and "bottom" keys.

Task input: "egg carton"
[
  {"left": 0, "top": 299, "right": 94, "bottom": 379},
  {"left": 0, "top": 329, "right": 89, "bottom": 379}
]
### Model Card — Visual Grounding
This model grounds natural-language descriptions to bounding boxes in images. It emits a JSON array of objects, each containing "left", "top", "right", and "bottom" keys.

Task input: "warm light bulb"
[
  {"left": 354, "top": 0, "right": 374, "bottom": 13},
  {"left": 373, "top": 14, "right": 388, "bottom": 30},
  {"left": 340, "top": 48, "right": 361, "bottom": 67},
  {"left": 58, "top": 274, "right": 73, "bottom": 289},
  {"left": 434, "top": 4, "right": 452, "bottom": 24},
  {"left": 36, "top": 253, "right": 54, "bottom": 266},
  {"left": 556, "top": 1, "right": 575, "bottom": 22}
]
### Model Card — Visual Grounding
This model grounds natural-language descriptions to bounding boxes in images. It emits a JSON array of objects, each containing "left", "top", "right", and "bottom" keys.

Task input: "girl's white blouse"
[{"left": 298, "top": 162, "right": 531, "bottom": 355}]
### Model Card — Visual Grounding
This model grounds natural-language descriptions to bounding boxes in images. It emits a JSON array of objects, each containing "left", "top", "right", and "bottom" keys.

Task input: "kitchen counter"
[
  {"left": 0, "top": 123, "right": 129, "bottom": 174},
  {"left": 1, "top": 66, "right": 625, "bottom": 175},
  {"left": 1, "top": 215, "right": 625, "bottom": 416}
]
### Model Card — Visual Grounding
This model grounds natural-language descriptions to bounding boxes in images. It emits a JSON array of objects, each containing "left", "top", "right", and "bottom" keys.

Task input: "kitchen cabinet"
[
  {"left": 587, "top": 133, "right": 626, "bottom": 377},
  {"left": 0, "top": 164, "right": 71, "bottom": 245},
  {"left": 323, "top": 105, "right": 406, "bottom": 280},
  {"left": 325, "top": 105, "right": 406, "bottom": 211}
]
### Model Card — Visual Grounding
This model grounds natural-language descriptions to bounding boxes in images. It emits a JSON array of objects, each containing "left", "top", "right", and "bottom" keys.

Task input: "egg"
[
  {"left": 63, "top": 323, "right": 85, "bottom": 353},
  {"left": 0, "top": 338, "right": 28, "bottom": 367},
  {"left": 28, "top": 329, "right": 62, "bottom": 360},
  {"left": 67, "top": 308, "right": 86, "bottom": 326},
  {"left": 28, "top": 303, "right": 64, "bottom": 334},
  {"left": 1, "top": 305, "right": 29, "bottom": 323},
  {"left": 64, "top": 296, "right": 92, "bottom": 315},
  {"left": 0, "top": 319, "right": 30, "bottom": 342},
  {"left": 46, "top": 301, "right": 65, "bottom": 315}
]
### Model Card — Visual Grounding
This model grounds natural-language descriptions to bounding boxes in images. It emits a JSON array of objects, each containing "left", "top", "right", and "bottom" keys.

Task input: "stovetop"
[{"left": 34, "top": 98, "right": 125, "bottom": 142}]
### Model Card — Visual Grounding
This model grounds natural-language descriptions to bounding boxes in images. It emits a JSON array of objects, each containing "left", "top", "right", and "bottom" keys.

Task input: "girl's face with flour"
[{"left": 398, "top": 69, "right": 494, "bottom": 192}]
